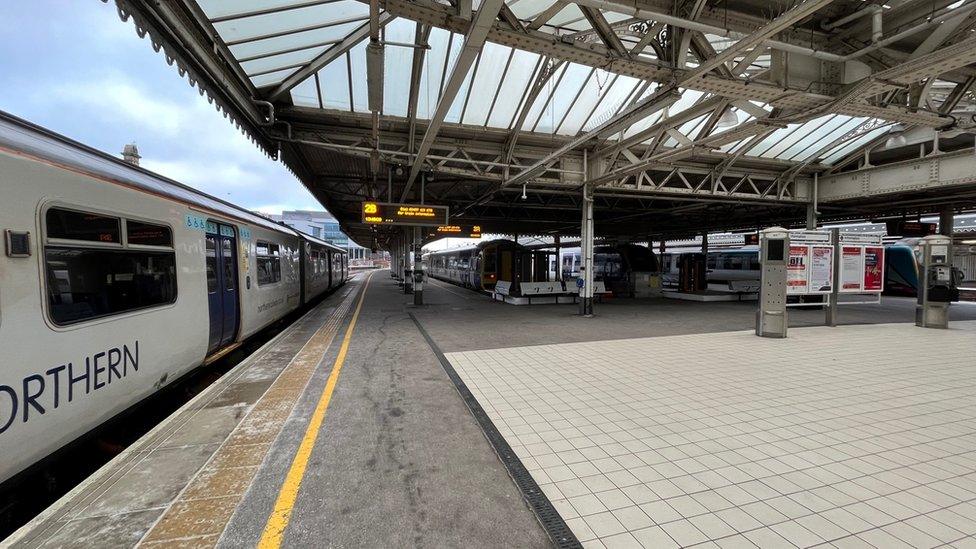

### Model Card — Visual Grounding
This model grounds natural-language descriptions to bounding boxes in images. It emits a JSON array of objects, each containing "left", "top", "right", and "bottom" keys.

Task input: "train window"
[
  {"left": 222, "top": 239, "right": 236, "bottom": 290},
  {"left": 46, "top": 208, "right": 120, "bottom": 243},
  {"left": 707, "top": 254, "right": 719, "bottom": 269},
  {"left": 311, "top": 251, "right": 319, "bottom": 275},
  {"left": 44, "top": 208, "right": 177, "bottom": 325},
  {"left": 45, "top": 248, "right": 177, "bottom": 325},
  {"left": 728, "top": 254, "right": 744, "bottom": 270},
  {"left": 749, "top": 255, "right": 760, "bottom": 270},
  {"left": 206, "top": 236, "right": 217, "bottom": 293},
  {"left": 127, "top": 220, "right": 172, "bottom": 246},
  {"left": 484, "top": 251, "right": 497, "bottom": 272},
  {"left": 256, "top": 241, "right": 281, "bottom": 285}
]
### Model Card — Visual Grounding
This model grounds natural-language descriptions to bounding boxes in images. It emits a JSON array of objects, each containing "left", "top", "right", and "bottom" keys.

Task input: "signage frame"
[{"left": 362, "top": 201, "right": 450, "bottom": 226}]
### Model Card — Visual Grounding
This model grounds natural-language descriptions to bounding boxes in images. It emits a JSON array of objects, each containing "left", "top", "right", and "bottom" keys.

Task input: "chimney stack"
[{"left": 121, "top": 143, "right": 141, "bottom": 166}]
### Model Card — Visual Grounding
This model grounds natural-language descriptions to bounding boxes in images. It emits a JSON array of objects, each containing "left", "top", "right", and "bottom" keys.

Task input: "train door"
[
  {"left": 206, "top": 222, "right": 240, "bottom": 354},
  {"left": 500, "top": 250, "right": 512, "bottom": 282}
]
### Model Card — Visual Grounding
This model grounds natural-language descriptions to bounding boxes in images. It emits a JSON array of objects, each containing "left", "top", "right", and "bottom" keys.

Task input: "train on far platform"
[
  {"left": 426, "top": 241, "right": 658, "bottom": 297},
  {"left": 0, "top": 111, "right": 348, "bottom": 486}
]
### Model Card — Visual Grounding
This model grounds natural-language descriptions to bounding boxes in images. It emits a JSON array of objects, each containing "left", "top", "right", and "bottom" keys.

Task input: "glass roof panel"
[
  {"left": 548, "top": 4, "right": 585, "bottom": 27},
  {"left": 240, "top": 46, "right": 329, "bottom": 77},
  {"left": 718, "top": 138, "right": 747, "bottom": 153},
  {"left": 444, "top": 60, "right": 477, "bottom": 124},
  {"left": 211, "top": 2, "right": 367, "bottom": 44},
  {"left": 822, "top": 126, "right": 891, "bottom": 164},
  {"left": 198, "top": 0, "right": 324, "bottom": 20},
  {"left": 226, "top": 20, "right": 364, "bottom": 62},
  {"left": 558, "top": 71, "right": 611, "bottom": 135},
  {"left": 757, "top": 116, "right": 834, "bottom": 158},
  {"left": 250, "top": 67, "right": 297, "bottom": 88},
  {"left": 509, "top": 0, "right": 558, "bottom": 20},
  {"left": 462, "top": 43, "right": 513, "bottom": 126},
  {"left": 347, "top": 40, "right": 369, "bottom": 113},
  {"left": 416, "top": 28, "right": 457, "bottom": 121},
  {"left": 291, "top": 75, "right": 320, "bottom": 108},
  {"left": 318, "top": 53, "right": 351, "bottom": 111},
  {"left": 382, "top": 19, "right": 416, "bottom": 118},
  {"left": 536, "top": 64, "right": 592, "bottom": 133},
  {"left": 788, "top": 117, "right": 866, "bottom": 161},
  {"left": 585, "top": 78, "right": 644, "bottom": 132},
  {"left": 487, "top": 49, "right": 541, "bottom": 129},
  {"left": 766, "top": 115, "right": 849, "bottom": 158},
  {"left": 521, "top": 64, "right": 567, "bottom": 132}
]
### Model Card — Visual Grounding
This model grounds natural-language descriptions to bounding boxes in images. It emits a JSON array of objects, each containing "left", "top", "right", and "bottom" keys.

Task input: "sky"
[{"left": 0, "top": 1, "right": 322, "bottom": 216}]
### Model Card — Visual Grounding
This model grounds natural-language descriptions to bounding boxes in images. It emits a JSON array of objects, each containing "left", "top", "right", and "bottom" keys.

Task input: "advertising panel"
[
  {"left": 787, "top": 245, "right": 810, "bottom": 295},
  {"left": 809, "top": 245, "right": 833, "bottom": 293},
  {"left": 863, "top": 246, "right": 885, "bottom": 292},
  {"left": 840, "top": 246, "right": 864, "bottom": 292}
]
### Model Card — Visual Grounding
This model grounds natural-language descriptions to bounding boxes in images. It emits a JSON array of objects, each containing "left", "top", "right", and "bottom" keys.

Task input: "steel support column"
[
  {"left": 414, "top": 226, "right": 424, "bottom": 305},
  {"left": 940, "top": 205, "right": 954, "bottom": 237},
  {"left": 580, "top": 151, "right": 596, "bottom": 316}
]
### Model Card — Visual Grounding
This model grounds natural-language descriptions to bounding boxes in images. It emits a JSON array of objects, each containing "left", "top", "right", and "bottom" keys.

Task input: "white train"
[{"left": 0, "top": 112, "right": 347, "bottom": 485}]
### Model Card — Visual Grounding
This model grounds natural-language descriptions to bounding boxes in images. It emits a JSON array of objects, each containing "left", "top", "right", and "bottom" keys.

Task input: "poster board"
[
  {"left": 787, "top": 244, "right": 833, "bottom": 294},
  {"left": 837, "top": 233, "right": 886, "bottom": 294},
  {"left": 785, "top": 231, "right": 833, "bottom": 295}
]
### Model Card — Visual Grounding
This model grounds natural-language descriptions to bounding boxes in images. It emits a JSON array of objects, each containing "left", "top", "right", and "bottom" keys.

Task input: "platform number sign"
[{"left": 362, "top": 201, "right": 450, "bottom": 226}]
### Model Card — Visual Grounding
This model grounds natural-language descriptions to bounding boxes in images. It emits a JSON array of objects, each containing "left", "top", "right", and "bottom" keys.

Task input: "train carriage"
[{"left": 0, "top": 111, "right": 346, "bottom": 485}]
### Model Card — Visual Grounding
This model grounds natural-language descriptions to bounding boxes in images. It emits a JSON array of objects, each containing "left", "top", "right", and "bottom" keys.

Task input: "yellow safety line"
[{"left": 258, "top": 272, "right": 373, "bottom": 548}]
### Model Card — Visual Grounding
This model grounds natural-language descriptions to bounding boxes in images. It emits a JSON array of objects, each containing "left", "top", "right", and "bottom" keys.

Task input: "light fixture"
[
  {"left": 884, "top": 124, "right": 907, "bottom": 149},
  {"left": 716, "top": 108, "right": 739, "bottom": 128},
  {"left": 884, "top": 132, "right": 907, "bottom": 148},
  {"left": 521, "top": 183, "right": 527, "bottom": 200}
]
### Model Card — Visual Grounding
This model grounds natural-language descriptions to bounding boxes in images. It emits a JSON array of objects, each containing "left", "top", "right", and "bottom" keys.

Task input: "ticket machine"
[
  {"left": 915, "top": 234, "right": 956, "bottom": 329},
  {"left": 756, "top": 227, "right": 789, "bottom": 338}
]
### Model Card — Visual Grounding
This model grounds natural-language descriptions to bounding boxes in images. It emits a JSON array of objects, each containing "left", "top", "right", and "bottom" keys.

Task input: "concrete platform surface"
[{"left": 447, "top": 321, "right": 976, "bottom": 548}]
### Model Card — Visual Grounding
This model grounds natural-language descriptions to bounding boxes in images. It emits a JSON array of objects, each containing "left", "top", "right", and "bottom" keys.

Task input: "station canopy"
[{"left": 116, "top": 0, "right": 976, "bottom": 248}]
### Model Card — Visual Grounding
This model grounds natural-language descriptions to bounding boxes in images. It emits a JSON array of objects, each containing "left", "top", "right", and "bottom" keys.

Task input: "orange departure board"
[
  {"left": 362, "top": 202, "right": 449, "bottom": 226},
  {"left": 428, "top": 225, "right": 482, "bottom": 239}
]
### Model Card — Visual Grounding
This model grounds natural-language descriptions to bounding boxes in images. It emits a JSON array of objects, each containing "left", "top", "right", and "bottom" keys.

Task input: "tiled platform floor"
[{"left": 447, "top": 322, "right": 976, "bottom": 548}]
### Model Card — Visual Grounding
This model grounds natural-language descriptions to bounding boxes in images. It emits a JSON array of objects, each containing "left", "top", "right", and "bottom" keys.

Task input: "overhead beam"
[
  {"left": 597, "top": 95, "right": 727, "bottom": 158},
  {"left": 401, "top": 0, "right": 505, "bottom": 201},
  {"left": 501, "top": 86, "right": 681, "bottom": 189},
  {"left": 267, "top": 14, "right": 394, "bottom": 101},
  {"left": 818, "top": 148, "right": 976, "bottom": 202},
  {"left": 579, "top": 6, "right": 628, "bottom": 55},
  {"left": 373, "top": 0, "right": 952, "bottom": 127},
  {"left": 679, "top": 0, "right": 834, "bottom": 84},
  {"left": 406, "top": 23, "right": 433, "bottom": 155}
]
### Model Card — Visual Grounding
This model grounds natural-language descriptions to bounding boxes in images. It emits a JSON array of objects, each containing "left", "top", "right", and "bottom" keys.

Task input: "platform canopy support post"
[
  {"left": 403, "top": 228, "right": 413, "bottom": 294},
  {"left": 413, "top": 226, "right": 424, "bottom": 305},
  {"left": 580, "top": 149, "right": 595, "bottom": 317},
  {"left": 806, "top": 204, "right": 818, "bottom": 230},
  {"left": 825, "top": 228, "right": 840, "bottom": 327},
  {"left": 554, "top": 234, "right": 562, "bottom": 281},
  {"left": 940, "top": 205, "right": 954, "bottom": 237}
]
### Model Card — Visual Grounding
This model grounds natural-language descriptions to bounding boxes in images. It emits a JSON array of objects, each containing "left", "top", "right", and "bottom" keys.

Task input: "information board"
[
  {"left": 426, "top": 224, "right": 482, "bottom": 239},
  {"left": 840, "top": 246, "right": 864, "bottom": 292},
  {"left": 362, "top": 202, "right": 449, "bottom": 226},
  {"left": 787, "top": 245, "right": 810, "bottom": 294},
  {"left": 809, "top": 246, "right": 833, "bottom": 292},
  {"left": 787, "top": 244, "right": 833, "bottom": 295}
]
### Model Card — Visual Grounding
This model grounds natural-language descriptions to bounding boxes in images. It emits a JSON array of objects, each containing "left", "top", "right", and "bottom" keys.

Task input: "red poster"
[{"left": 863, "top": 246, "right": 884, "bottom": 291}]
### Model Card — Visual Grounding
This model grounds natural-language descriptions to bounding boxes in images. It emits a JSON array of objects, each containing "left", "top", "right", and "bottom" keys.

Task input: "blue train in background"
[{"left": 884, "top": 240, "right": 968, "bottom": 297}]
